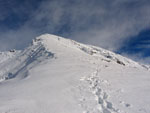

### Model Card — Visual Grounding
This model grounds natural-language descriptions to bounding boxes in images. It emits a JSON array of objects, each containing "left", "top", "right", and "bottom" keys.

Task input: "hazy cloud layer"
[
  {"left": 27, "top": 0, "right": 150, "bottom": 51},
  {"left": 0, "top": 0, "right": 150, "bottom": 63},
  {"left": 121, "top": 52, "right": 150, "bottom": 65}
]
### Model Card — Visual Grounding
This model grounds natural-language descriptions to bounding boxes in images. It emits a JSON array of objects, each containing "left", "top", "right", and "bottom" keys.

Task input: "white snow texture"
[{"left": 0, "top": 34, "right": 150, "bottom": 113}]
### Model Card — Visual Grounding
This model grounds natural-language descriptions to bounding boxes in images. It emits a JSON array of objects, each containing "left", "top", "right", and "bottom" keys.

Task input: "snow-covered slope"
[{"left": 0, "top": 34, "right": 150, "bottom": 113}]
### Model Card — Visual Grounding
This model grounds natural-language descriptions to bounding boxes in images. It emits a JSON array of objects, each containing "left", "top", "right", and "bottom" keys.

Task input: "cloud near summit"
[
  {"left": 27, "top": 0, "right": 150, "bottom": 51},
  {"left": 0, "top": 0, "right": 150, "bottom": 63}
]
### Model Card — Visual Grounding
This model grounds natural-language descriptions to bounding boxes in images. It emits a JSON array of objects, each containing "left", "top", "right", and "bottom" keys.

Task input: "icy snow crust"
[{"left": 0, "top": 34, "right": 150, "bottom": 113}]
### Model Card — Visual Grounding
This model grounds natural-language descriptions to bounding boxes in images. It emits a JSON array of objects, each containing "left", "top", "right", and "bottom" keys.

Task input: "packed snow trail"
[
  {"left": 79, "top": 67, "right": 119, "bottom": 113},
  {"left": 0, "top": 34, "right": 150, "bottom": 113}
]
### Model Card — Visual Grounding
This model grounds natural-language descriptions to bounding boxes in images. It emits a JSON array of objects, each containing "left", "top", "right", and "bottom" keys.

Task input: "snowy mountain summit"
[{"left": 0, "top": 34, "right": 150, "bottom": 113}]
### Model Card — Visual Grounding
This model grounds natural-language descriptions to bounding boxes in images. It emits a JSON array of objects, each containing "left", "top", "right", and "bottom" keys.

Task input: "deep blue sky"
[
  {"left": 118, "top": 29, "right": 150, "bottom": 64},
  {"left": 0, "top": 0, "right": 42, "bottom": 30},
  {"left": 0, "top": 0, "right": 150, "bottom": 64},
  {"left": 119, "top": 29, "right": 150, "bottom": 57}
]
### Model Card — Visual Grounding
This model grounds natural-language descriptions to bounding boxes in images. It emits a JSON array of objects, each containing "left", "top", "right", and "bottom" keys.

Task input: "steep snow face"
[
  {"left": 0, "top": 51, "right": 21, "bottom": 81},
  {"left": 0, "top": 34, "right": 150, "bottom": 113},
  {"left": 0, "top": 39, "right": 54, "bottom": 81}
]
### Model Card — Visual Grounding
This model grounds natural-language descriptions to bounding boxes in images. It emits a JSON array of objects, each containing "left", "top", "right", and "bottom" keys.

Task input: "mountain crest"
[
  {"left": 0, "top": 34, "right": 150, "bottom": 113},
  {"left": 0, "top": 34, "right": 149, "bottom": 81},
  {"left": 31, "top": 34, "right": 147, "bottom": 68}
]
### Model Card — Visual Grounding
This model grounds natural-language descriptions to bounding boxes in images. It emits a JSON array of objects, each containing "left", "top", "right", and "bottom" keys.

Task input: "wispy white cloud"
[
  {"left": 121, "top": 52, "right": 150, "bottom": 65},
  {"left": 25, "top": 0, "right": 150, "bottom": 51},
  {"left": 0, "top": 26, "right": 39, "bottom": 51},
  {"left": 0, "top": 0, "right": 150, "bottom": 64}
]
